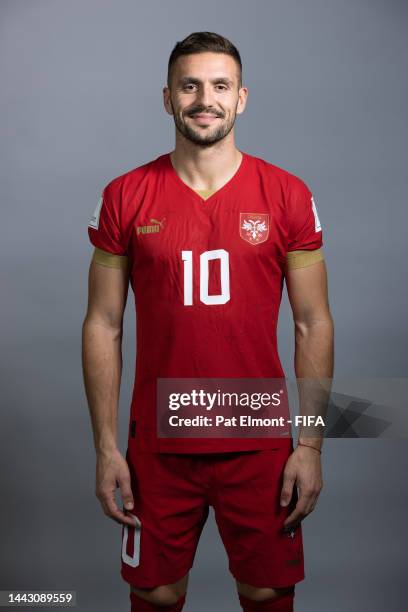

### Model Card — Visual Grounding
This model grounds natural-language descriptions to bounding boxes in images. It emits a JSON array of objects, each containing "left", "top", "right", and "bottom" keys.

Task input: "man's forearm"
[
  {"left": 82, "top": 318, "right": 123, "bottom": 453},
  {"left": 294, "top": 317, "right": 334, "bottom": 450}
]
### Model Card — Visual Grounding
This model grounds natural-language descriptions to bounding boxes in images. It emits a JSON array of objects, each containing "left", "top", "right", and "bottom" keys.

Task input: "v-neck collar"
[{"left": 164, "top": 150, "right": 248, "bottom": 205}]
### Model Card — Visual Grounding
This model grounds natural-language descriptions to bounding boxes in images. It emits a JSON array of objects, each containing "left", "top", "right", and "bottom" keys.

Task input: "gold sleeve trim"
[
  {"left": 92, "top": 247, "right": 129, "bottom": 269},
  {"left": 285, "top": 248, "right": 324, "bottom": 269}
]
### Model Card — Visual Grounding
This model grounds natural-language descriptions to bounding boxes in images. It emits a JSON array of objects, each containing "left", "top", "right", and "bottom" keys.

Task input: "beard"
[{"left": 171, "top": 102, "right": 238, "bottom": 147}]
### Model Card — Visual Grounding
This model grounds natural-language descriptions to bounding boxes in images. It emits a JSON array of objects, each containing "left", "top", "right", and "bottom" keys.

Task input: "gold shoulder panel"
[
  {"left": 92, "top": 247, "right": 129, "bottom": 269},
  {"left": 285, "top": 248, "right": 324, "bottom": 269}
]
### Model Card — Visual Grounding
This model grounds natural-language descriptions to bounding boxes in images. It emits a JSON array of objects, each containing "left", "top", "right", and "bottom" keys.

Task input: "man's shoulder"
[
  {"left": 246, "top": 152, "right": 310, "bottom": 194},
  {"left": 103, "top": 153, "right": 167, "bottom": 193}
]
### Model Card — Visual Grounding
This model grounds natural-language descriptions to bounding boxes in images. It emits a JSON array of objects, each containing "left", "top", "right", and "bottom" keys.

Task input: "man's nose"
[{"left": 195, "top": 83, "right": 214, "bottom": 109}]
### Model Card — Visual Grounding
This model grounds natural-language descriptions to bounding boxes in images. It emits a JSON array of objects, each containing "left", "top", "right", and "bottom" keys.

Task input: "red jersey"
[{"left": 88, "top": 151, "right": 323, "bottom": 453}]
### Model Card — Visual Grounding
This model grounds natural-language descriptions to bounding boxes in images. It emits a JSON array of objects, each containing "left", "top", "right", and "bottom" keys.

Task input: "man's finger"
[
  {"left": 302, "top": 494, "right": 319, "bottom": 515},
  {"left": 280, "top": 472, "right": 296, "bottom": 506},
  {"left": 118, "top": 477, "right": 134, "bottom": 511},
  {"left": 283, "top": 482, "right": 322, "bottom": 529},
  {"left": 99, "top": 493, "right": 136, "bottom": 527},
  {"left": 296, "top": 483, "right": 319, "bottom": 510},
  {"left": 283, "top": 503, "right": 307, "bottom": 529}
]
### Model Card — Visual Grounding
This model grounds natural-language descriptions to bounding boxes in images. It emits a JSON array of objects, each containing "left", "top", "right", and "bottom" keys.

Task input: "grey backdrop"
[{"left": 1, "top": 0, "right": 407, "bottom": 610}]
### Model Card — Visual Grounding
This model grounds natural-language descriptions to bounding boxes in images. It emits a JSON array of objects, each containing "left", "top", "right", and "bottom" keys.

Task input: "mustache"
[{"left": 186, "top": 107, "right": 224, "bottom": 118}]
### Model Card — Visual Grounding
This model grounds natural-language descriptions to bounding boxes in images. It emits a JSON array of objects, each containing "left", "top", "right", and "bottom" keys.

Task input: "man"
[{"left": 82, "top": 31, "right": 334, "bottom": 612}]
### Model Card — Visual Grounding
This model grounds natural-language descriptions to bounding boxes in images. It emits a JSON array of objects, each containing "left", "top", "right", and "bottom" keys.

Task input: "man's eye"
[
  {"left": 216, "top": 85, "right": 227, "bottom": 90},
  {"left": 183, "top": 84, "right": 197, "bottom": 91}
]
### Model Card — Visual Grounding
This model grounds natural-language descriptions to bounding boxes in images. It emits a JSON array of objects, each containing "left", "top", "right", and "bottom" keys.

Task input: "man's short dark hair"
[{"left": 167, "top": 31, "right": 242, "bottom": 88}]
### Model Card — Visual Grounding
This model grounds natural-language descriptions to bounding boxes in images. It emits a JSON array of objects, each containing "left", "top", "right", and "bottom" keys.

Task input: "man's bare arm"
[
  {"left": 286, "top": 258, "right": 334, "bottom": 451},
  {"left": 280, "top": 258, "right": 334, "bottom": 529},
  {"left": 82, "top": 257, "right": 135, "bottom": 527}
]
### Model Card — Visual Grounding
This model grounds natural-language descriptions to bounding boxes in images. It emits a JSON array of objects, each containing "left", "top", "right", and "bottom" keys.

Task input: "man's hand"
[
  {"left": 280, "top": 445, "right": 323, "bottom": 531},
  {"left": 95, "top": 448, "right": 136, "bottom": 527}
]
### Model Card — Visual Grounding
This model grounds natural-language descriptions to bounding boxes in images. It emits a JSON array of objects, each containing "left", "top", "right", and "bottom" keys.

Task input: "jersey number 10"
[{"left": 182, "top": 249, "right": 230, "bottom": 306}]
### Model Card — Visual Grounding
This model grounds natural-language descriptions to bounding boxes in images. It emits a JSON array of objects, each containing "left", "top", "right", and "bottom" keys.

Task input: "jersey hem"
[{"left": 130, "top": 432, "right": 294, "bottom": 454}]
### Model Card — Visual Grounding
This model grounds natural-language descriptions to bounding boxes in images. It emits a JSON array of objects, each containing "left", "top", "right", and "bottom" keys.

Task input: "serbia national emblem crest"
[{"left": 240, "top": 213, "right": 269, "bottom": 245}]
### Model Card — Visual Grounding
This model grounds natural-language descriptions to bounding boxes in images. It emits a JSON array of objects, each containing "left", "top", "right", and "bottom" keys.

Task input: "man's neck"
[{"left": 170, "top": 135, "right": 242, "bottom": 191}]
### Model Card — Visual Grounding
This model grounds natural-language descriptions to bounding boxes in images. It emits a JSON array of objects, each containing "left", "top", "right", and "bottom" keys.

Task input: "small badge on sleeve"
[
  {"left": 311, "top": 196, "right": 322, "bottom": 232},
  {"left": 88, "top": 195, "right": 103, "bottom": 230}
]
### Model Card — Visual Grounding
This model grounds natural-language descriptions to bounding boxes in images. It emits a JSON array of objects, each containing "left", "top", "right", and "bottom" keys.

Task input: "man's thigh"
[
  {"left": 212, "top": 444, "right": 305, "bottom": 588},
  {"left": 121, "top": 449, "right": 210, "bottom": 589}
]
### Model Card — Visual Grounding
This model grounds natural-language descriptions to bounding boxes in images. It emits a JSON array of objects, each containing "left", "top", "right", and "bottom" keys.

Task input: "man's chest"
[{"left": 127, "top": 193, "right": 289, "bottom": 269}]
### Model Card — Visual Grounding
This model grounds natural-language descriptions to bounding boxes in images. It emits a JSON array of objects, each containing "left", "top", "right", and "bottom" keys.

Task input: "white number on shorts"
[
  {"left": 181, "top": 249, "right": 230, "bottom": 306},
  {"left": 122, "top": 514, "right": 141, "bottom": 568}
]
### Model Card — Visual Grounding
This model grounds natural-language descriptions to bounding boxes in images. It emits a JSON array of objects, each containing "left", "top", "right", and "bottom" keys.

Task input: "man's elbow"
[
  {"left": 294, "top": 310, "right": 334, "bottom": 338},
  {"left": 82, "top": 312, "right": 124, "bottom": 341}
]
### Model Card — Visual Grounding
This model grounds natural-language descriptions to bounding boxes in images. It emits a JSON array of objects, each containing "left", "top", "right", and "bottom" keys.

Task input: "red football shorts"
[{"left": 120, "top": 440, "right": 305, "bottom": 589}]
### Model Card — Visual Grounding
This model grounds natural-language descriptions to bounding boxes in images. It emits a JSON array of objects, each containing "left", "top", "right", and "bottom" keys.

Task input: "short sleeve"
[
  {"left": 286, "top": 177, "right": 323, "bottom": 252},
  {"left": 286, "top": 177, "right": 324, "bottom": 268},
  {"left": 87, "top": 180, "right": 127, "bottom": 256}
]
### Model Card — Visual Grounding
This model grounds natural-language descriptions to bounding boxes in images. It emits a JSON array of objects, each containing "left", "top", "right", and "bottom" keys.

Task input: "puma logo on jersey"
[
  {"left": 137, "top": 217, "right": 166, "bottom": 235},
  {"left": 240, "top": 213, "right": 269, "bottom": 245}
]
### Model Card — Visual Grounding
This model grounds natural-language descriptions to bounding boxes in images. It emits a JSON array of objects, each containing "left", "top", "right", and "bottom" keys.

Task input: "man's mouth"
[{"left": 190, "top": 113, "right": 220, "bottom": 123}]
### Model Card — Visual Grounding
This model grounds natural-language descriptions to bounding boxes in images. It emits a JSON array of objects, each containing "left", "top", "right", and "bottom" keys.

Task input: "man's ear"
[
  {"left": 163, "top": 86, "right": 173, "bottom": 115},
  {"left": 236, "top": 86, "right": 248, "bottom": 116}
]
